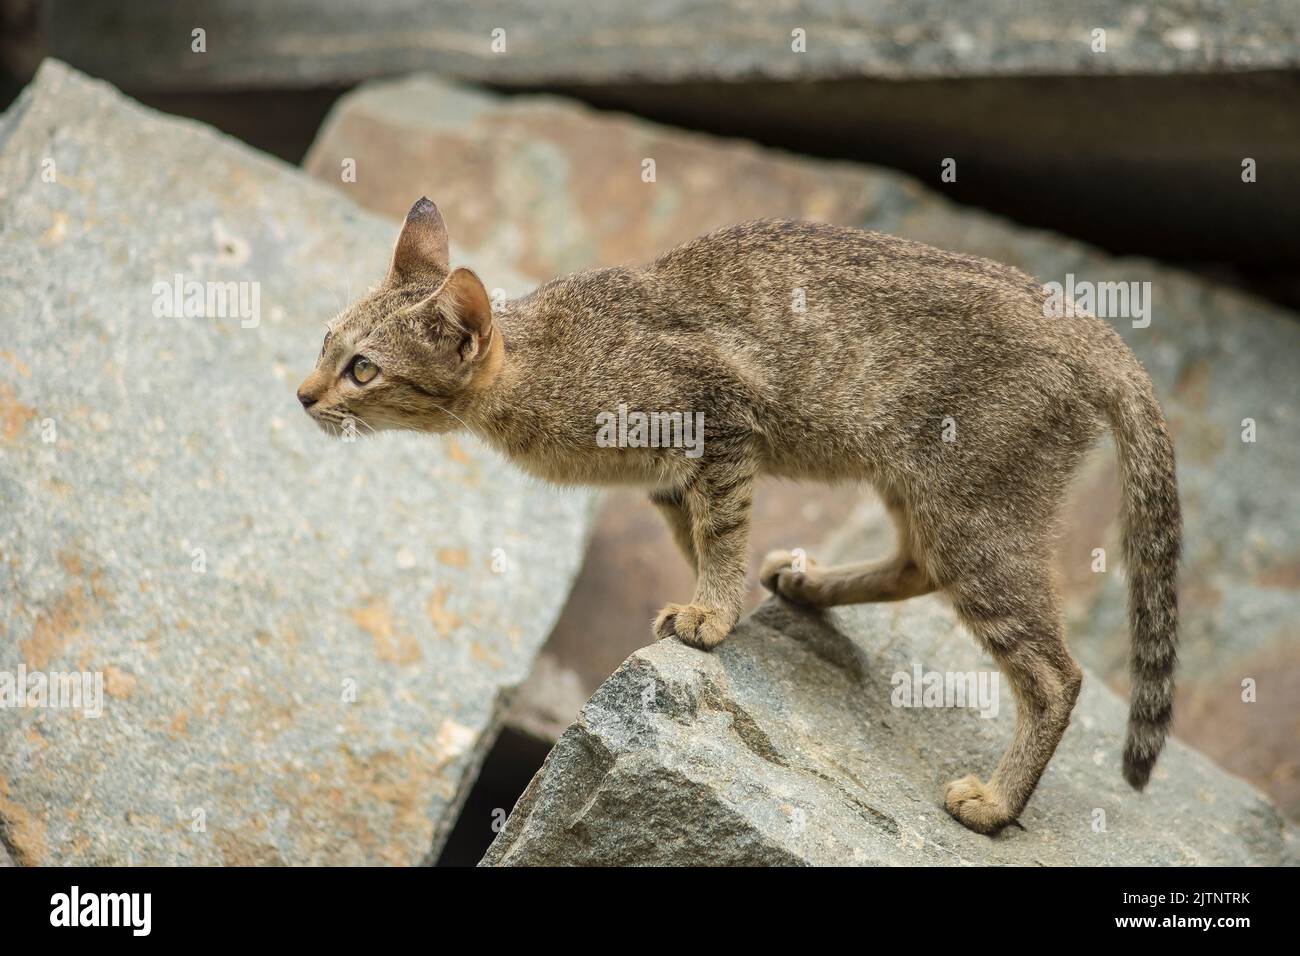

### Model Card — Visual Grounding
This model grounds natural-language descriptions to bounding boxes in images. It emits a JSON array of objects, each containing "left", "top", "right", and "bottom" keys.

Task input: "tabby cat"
[{"left": 297, "top": 198, "right": 1180, "bottom": 834}]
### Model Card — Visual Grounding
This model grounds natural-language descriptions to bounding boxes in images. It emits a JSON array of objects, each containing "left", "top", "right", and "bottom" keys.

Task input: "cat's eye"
[{"left": 348, "top": 356, "right": 379, "bottom": 385}]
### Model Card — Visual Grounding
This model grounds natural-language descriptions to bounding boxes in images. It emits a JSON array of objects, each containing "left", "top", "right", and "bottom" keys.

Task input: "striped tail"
[{"left": 1103, "top": 369, "right": 1181, "bottom": 788}]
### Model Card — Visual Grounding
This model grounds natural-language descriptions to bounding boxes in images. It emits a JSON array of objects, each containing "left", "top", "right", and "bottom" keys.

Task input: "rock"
[
  {"left": 482, "top": 594, "right": 1297, "bottom": 866},
  {"left": 0, "top": 61, "right": 594, "bottom": 865},
  {"left": 501, "top": 653, "right": 590, "bottom": 744},
  {"left": 40, "top": 1, "right": 1300, "bottom": 90},
  {"left": 306, "top": 74, "right": 1300, "bottom": 816},
  {"left": 302, "top": 74, "right": 883, "bottom": 279},
  {"left": 30, "top": 5, "right": 1300, "bottom": 288}
]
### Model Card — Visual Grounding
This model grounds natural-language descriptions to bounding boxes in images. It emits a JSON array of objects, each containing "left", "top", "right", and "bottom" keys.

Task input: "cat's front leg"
[{"left": 652, "top": 463, "right": 753, "bottom": 651}]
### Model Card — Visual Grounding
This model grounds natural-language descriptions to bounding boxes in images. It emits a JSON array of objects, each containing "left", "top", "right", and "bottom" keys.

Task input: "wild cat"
[{"left": 297, "top": 198, "right": 1180, "bottom": 834}]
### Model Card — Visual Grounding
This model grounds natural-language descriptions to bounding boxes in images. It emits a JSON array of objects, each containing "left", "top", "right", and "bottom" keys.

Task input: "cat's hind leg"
[
  {"left": 761, "top": 500, "right": 934, "bottom": 607},
  {"left": 761, "top": 552, "right": 933, "bottom": 607},
  {"left": 942, "top": 563, "right": 1083, "bottom": 834},
  {"left": 649, "top": 487, "right": 697, "bottom": 574}
]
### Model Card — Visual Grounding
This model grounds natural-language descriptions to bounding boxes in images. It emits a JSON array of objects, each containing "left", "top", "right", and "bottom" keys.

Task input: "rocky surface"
[
  {"left": 27, "top": 5, "right": 1300, "bottom": 292},
  {"left": 0, "top": 61, "right": 594, "bottom": 865},
  {"left": 501, "top": 653, "right": 590, "bottom": 744},
  {"left": 483, "top": 590, "right": 1297, "bottom": 866},
  {"left": 307, "top": 74, "right": 1300, "bottom": 817},
  {"left": 41, "top": 1, "right": 1300, "bottom": 90}
]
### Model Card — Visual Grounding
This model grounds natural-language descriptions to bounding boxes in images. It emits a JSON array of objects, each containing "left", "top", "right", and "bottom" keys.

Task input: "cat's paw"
[
  {"left": 653, "top": 603, "right": 732, "bottom": 651},
  {"left": 759, "top": 549, "right": 820, "bottom": 605},
  {"left": 944, "top": 774, "right": 1017, "bottom": 835}
]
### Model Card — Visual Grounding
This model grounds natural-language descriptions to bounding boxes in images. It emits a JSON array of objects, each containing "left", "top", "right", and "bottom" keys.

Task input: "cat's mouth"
[{"left": 309, "top": 406, "right": 372, "bottom": 439}]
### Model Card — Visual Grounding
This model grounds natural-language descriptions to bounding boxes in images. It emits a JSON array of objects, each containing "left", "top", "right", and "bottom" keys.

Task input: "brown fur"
[{"left": 298, "top": 200, "right": 1180, "bottom": 834}]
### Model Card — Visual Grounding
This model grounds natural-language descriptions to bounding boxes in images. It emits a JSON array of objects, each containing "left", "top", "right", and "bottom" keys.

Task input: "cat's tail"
[{"left": 1102, "top": 362, "right": 1181, "bottom": 790}]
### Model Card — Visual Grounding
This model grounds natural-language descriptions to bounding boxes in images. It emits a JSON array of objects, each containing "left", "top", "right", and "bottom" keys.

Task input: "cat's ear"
[
  {"left": 387, "top": 197, "right": 450, "bottom": 285},
  {"left": 425, "top": 268, "right": 493, "bottom": 363}
]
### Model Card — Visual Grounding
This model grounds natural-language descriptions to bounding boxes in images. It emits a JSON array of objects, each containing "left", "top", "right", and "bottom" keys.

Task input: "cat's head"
[{"left": 296, "top": 197, "right": 498, "bottom": 437}]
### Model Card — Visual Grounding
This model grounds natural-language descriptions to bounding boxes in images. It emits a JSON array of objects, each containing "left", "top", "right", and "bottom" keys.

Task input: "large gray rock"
[
  {"left": 29, "top": 4, "right": 1300, "bottom": 278},
  {"left": 0, "top": 61, "right": 593, "bottom": 865},
  {"left": 41, "top": 0, "right": 1300, "bottom": 90},
  {"left": 307, "top": 74, "right": 1300, "bottom": 818},
  {"left": 483, "top": 591, "right": 1297, "bottom": 866}
]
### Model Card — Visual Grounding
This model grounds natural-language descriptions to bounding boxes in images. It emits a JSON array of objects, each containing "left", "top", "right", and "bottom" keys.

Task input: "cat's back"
[
  {"left": 657, "top": 218, "right": 1030, "bottom": 282},
  {"left": 520, "top": 219, "right": 1044, "bottom": 335}
]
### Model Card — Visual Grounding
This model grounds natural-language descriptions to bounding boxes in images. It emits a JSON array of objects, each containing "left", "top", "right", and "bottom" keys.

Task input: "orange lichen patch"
[
  {"left": 0, "top": 382, "right": 36, "bottom": 443},
  {"left": 167, "top": 710, "right": 190, "bottom": 739},
  {"left": 274, "top": 745, "right": 437, "bottom": 865},
  {"left": 124, "top": 810, "right": 160, "bottom": 830},
  {"left": 0, "top": 351, "right": 31, "bottom": 378},
  {"left": 214, "top": 828, "right": 285, "bottom": 867},
  {"left": 1257, "top": 559, "right": 1300, "bottom": 590},
  {"left": 88, "top": 569, "right": 113, "bottom": 605},
  {"left": 44, "top": 477, "right": 74, "bottom": 499},
  {"left": 243, "top": 684, "right": 299, "bottom": 735},
  {"left": 469, "top": 641, "right": 503, "bottom": 669},
  {"left": 38, "top": 210, "right": 70, "bottom": 246},
  {"left": 0, "top": 776, "right": 48, "bottom": 866},
  {"left": 445, "top": 438, "right": 472, "bottom": 464},
  {"left": 350, "top": 600, "right": 422, "bottom": 666},
  {"left": 51, "top": 171, "right": 93, "bottom": 194},
  {"left": 425, "top": 585, "right": 462, "bottom": 638},
  {"left": 20, "top": 581, "right": 100, "bottom": 670},
  {"left": 436, "top": 548, "right": 468, "bottom": 567},
  {"left": 1182, "top": 579, "right": 1224, "bottom": 610},
  {"left": 1172, "top": 357, "right": 1214, "bottom": 412},
  {"left": 102, "top": 665, "right": 137, "bottom": 698},
  {"left": 59, "top": 552, "right": 84, "bottom": 576}
]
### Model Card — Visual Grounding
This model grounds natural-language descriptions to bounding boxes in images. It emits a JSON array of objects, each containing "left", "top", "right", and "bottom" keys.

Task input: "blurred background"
[{"left": 1, "top": 1, "right": 1296, "bottom": 865}]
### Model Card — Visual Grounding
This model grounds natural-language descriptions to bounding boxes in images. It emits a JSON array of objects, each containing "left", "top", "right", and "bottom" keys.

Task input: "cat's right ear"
[
  {"left": 419, "top": 267, "right": 494, "bottom": 364},
  {"left": 386, "top": 197, "right": 450, "bottom": 285}
]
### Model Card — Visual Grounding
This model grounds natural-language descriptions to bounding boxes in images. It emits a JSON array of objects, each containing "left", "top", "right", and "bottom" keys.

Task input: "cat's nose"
[{"left": 297, "top": 388, "right": 317, "bottom": 409}]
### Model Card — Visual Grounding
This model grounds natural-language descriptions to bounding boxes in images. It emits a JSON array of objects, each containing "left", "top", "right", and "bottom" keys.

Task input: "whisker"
[{"left": 430, "top": 402, "right": 476, "bottom": 433}]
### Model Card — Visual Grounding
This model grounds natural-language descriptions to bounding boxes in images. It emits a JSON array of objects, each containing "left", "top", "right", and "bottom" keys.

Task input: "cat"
[{"left": 297, "top": 197, "right": 1180, "bottom": 835}]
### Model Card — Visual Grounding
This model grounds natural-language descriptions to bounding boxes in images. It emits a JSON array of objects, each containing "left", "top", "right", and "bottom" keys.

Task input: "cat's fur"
[{"left": 298, "top": 198, "right": 1180, "bottom": 834}]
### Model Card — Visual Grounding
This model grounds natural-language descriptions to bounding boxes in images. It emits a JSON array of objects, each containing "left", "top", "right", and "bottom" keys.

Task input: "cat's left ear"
[
  {"left": 428, "top": 268, "right": 493, "bottom": 363},
  {"left": 388, "top": 197, "right": 450, "bottom": 285}
]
